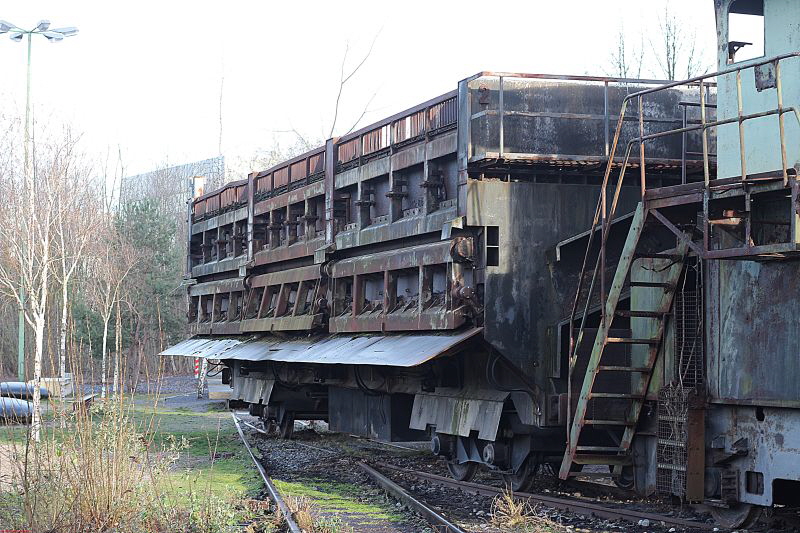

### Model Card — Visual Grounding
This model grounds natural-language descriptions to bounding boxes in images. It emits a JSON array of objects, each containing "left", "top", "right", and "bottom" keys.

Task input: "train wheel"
[
  {"left": 709, "top": 503, "right": 762, "bottom": 529},
  {"left": 502, "top": 458, "right": 537, "bottom": 492},
  {"left": 446, "top": 461, "right": 477, "bottom": 482},
  {"left": 278, "top": 412, "right": 295, "bottom": 439},
  {"left": 263, "top": 419, "right": 278, "bottom": 435}
]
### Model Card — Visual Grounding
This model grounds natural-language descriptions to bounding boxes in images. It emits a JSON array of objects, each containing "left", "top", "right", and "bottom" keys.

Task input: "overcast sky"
[{"left": 0, "top": 1, "right": 720, "bottom": 177}]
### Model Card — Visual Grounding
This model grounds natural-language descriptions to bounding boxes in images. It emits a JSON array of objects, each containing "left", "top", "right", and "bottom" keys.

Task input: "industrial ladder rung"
[
  {"left": 582, "top": 419, "right": 635, "bottom": 426},
  {"left": 628, "top": 281, "right": 675, "bottom": 289},
  {"left": 606, "top": 337, "right": 659, "bottom": 345},
  {"left": 589, "top": 393, "right": 644, "bottom": 400},
  {"left": 572, "top": 454, "right": 633, "bottom": 466},
  {"left": 615, "top": 310, "right": 666, "bottom": 318},
  {"left": 597, "top": 366, "right": 652, "bottom": 372}
]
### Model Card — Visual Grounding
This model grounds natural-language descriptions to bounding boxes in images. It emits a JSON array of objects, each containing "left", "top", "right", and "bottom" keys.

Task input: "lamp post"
[{"left": 0, "top": 20, "right": 78, "bottom": 381}]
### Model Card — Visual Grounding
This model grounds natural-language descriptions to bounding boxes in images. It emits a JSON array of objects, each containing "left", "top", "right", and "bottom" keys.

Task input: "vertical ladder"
[{"left": 559, "top": 204, "right": 689, "bottom": 480}]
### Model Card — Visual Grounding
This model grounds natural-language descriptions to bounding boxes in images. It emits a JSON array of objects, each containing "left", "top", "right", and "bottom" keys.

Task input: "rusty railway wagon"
[{"left": 164, "top": 0, "right": 800, "bottom": 526}]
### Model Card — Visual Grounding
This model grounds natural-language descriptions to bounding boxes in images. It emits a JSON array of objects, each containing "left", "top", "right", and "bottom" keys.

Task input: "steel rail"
[
  {"left": 359, "top": 462, "right": 467, "bottom": 533},
  {"left": 231, "top": 412, "right": 302, "bottom": 533},
  {"left": 375, "top": 462, "right": 713, "bottom": 530}
]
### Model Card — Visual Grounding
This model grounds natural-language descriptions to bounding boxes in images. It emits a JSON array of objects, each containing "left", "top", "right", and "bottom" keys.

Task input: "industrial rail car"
[
  {"left": 164, "top": 70, "right": 704, "bottom": 490},
  {"left": 163, "top": 0, "right": 800, "bottom": 527}
]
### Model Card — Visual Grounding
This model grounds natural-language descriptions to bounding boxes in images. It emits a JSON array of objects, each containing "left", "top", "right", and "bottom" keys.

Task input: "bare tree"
[
  {"left": 0, "top": 122, "right": 81, "bottom": 441},
  {"left": 651, "top": 2, "right": 705, "bottom": 80},
  {"left": 53, "top": 149, "right": 102, "bottom": 400},
  {"left": 87, "top": 220, "right": 137, "bottom": 399},
  {"left": 608, "top": 24, "right": 645, "bottom": 79},
  {"left": 328, "top": 32, "right": 380, "bottom": 139}
]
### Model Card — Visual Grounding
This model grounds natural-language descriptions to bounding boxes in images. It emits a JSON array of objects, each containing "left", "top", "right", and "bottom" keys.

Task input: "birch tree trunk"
[
  {"left": 113, "top": 301, "right": 121, "bottom": 396},
  {"left": 101, "top": 314, "right": 109, "bottom": 399},
  {"left": 31, "top": 313, "right": 45, "bottom": 443},
  {"left": 59, "top": 277, "right": 68, "bottom": 396}
]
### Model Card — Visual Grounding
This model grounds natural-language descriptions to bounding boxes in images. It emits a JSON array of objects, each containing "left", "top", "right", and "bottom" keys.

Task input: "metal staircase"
[
  {"left": 559, "top": 52, "right": 800, "bottom": 483},
  {"left": 559, "top": 203, "right": 689, "bottom": 478}
]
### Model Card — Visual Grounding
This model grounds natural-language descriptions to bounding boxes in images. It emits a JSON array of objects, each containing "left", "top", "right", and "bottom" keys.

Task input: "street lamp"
[{"left": 0, "top": 20, "right": 78, "bottom": 381}]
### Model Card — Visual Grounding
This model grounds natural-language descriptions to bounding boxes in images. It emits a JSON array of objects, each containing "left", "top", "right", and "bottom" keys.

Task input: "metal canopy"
[
  {"left": 158, "top": 337, "right": 247, "bottom": 359},
  {"left": 160, "top": 328, "right": 482, "bottom": 367}
]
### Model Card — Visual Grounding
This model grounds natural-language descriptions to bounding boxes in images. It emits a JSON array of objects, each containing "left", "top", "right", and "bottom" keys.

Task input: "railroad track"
[
  {"left": 359, "top": 461, "right": 467, "bottom": 533},
  {"left": 235, "top": 419, "right": 712, "bottom": 531},
  {"left": 374, "top": 461, "right": 714, "bottom": 531},
  {"left": 231, "top": 413, "right": 302, "bottom": 533},
  {"left": 237, "top": 416, "right": 469, "bottom": 532}
]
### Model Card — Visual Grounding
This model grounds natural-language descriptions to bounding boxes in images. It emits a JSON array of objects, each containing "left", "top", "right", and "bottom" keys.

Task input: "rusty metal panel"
[
  {"left": 337, "top": 138, "right": 360, "bottom": 164},
  {"left": 685, "top": 395, "right": 705, "bottom": 502},
  {"left": 329, "top": 388, "right": 425, "bottom": 442},
  {"left": 199, "top": 328, "right": 482, "bottom": 367},
  {"left": 232, "top": 376, "right": 275, "bottom": 404},
  {"left": 308, "top": 152, "right": 324, "bottom": 175},
  {"left": 255, "top": 173, "right": 272, "bottom": 195},
  {"left": 330, "top": 240, "right": 456, "bottom": 277},
  {"left": 707, "top": 258, "right": 800, "bottom": 404},
  {"left": 465, "top": 74, "right": 706, "bottom": 165},
  {"left": 189, "top": 278, "right": 245, "bottom": 296},
  {"left": 362, "top": 124, "right": 390, "bottom": 156},
  {"left": 249, "top": 264, "right": 322, "bottom": 287},
  {"left": 409, "top": 388, "right": 509, "bottom": 441},
  {"left": 393, "top": 110, "right": 426, "bottom": 143},
  {"left": 466, "top": 179, "right": 639, "bottom": 375},
  {"left": 240, "top": 315, "right": 321, "bottom": 332},
  {"left": 273, "top": 166, "right": 289, "bottom": 189},
  {"left": 290, "top": 160, "right": 307, "bottom": 182}
]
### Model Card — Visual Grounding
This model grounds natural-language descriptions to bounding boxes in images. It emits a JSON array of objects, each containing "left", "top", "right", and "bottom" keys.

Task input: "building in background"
[{"left": 121, "top": 156, "right": 226, "bottom": 245}]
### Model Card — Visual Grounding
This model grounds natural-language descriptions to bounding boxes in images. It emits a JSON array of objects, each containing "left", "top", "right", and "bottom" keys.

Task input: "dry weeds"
[
  {"left": 490, "top": 488, "right": 568, "bottom": 533},
  {"left": 285, "top": 494, "right": 354, "bottom": 533}
]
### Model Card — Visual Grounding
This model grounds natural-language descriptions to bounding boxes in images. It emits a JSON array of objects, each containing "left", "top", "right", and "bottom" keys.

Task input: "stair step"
[
  {"left": 615, "top": 310, "right": 667, "bottom": 318},
  {"left": 598, "top": 366, "right": 652, "bottom": 372},
  {"left": 589, "top": 393, "right": 645, "bottom": 400},
  {"left": 583, "top": 419, "right": 635, "bottom": 426},
  {"left": 567, "top": 471, "right": 618, "bottom": 478},
  {"left": 576, "top": 446, "right": 626, "bottom": 452},
  {"left": 572, "top": 454, "right": 633, "bottom": 466},
  {"left": 606, "top": 337, "right": 659, "bottom": 345},
  {"left": 629, "top": 281, "right": 675, "bottom": 289},
  {"left": 634, "top": 252, "right": 683, "bottom": 261}
]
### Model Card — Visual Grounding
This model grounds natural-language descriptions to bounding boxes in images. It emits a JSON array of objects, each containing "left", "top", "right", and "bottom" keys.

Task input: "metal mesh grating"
[
  {"left": 675, "top": 261, "right": 703, "bottom": 388},
  {"left": 656, "top": 384, "right": 691, "bottom": 496}
]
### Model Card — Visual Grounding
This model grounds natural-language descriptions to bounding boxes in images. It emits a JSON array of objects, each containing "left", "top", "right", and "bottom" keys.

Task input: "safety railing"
[
  {"left": 193, "top": 179, "right": 248, "bottom": 220},
  {"left": 251, "top": 147, "right": 327, "bottom": 201},
  {"left": 335, "top": 93, "right": 457, "bottom": 168},
  {"left": 566, "top": 52, "right": 800, "bottom": 439}
]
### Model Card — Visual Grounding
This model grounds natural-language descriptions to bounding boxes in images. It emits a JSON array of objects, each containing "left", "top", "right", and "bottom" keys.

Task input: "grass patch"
[
  {"left": 273, "top": 478, "right": 405, "bottom": 523},
  {"left": 0, "top": 392, "right": 273, "bottom": 532},
  {"left": 164, "top": 455, "right": 262, "bottom": 502}
]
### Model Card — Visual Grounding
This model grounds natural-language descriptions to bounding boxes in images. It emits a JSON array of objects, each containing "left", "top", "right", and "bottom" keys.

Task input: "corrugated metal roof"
[
  {"left": 160, "top": 328, "right": 482, "bottom": 367},
  {"left": 159, "top": 337, "right": 247, "bottom": 358}
]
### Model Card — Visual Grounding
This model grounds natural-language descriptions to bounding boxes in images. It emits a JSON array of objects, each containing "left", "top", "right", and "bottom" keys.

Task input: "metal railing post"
[
  {"left": 604, "top": 81, "right": 610, "bottom": 157},
  {"left": 639, "top": 96, "right": 646, "bottom": 197},
  {"left": 736, "top": 70, "right": 748, "bottom": 181},
  {"left": 499, "top": 76, "right": 504, "bottom": 158},
  {"left": 681, "top": 104, "right": 687, "bottom": 184},
  {"left": 776, "top": 60, "right": 789, "bottom": 186}
]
